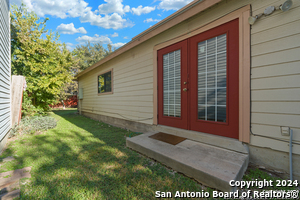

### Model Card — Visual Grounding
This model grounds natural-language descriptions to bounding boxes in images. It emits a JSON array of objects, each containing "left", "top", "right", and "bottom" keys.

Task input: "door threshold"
[{"left": 153, "top": 125, "right": 249, "bottom": 154}]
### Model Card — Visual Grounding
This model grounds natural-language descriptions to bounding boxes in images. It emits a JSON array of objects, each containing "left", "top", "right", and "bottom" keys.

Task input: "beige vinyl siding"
[
  {"left": 252, "top": 48, "right": 300, "bottom": 67},
  {"left": 251, "top": 61, "right": 300, "bottom": 79},
  {"left": 252, "top": 74, "right": 300, "bottom": 89},
  {"left": 251, "top": 20, "right": 300, "bottom": 46},
  {"left": 252, "top": 102, "right": 300, "bottom": 115},
  {"left": 252, "top": 88, "right": 300, "bottom": 101},
  {"left": 250, "top": 0, "right": 300, "bottom": 149},
  {"left": 79, "top": 39, "right": 154, "bottom": 125},
  {"left": 252, "top": 124, "right": 300, "bottom": 140},
  {"left": 250, "top": 136, "right": 300, "bottom": 154},
  {"left": 79, "top": 0, "right": 300, "bottom": 153}
]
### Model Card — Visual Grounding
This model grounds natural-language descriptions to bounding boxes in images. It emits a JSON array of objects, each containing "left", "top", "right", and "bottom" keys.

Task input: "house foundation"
[{"left": 81, "top": 111, "right": 299, "bottom": 187}]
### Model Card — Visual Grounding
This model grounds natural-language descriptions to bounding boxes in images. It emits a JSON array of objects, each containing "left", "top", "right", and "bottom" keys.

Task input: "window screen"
[
  {"left": 98, "top": 71, "right": 112, "bottom": 93},
  {"left": 163, "top": 50, "right": 181, "bottom": 117},
  {"left": 198, "top": 34, "right": 227, "bottom": 122}
]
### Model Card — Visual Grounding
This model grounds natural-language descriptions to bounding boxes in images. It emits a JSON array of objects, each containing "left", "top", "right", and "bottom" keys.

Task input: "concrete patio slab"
[{"left": 127, "top": 132, "right": 249, "bottom": 192}]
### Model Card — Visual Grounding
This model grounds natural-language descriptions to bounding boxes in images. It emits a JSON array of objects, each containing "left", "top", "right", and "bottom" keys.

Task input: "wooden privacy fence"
[{"left": 50, "top": 95, "right": 78, "bottom": 108}]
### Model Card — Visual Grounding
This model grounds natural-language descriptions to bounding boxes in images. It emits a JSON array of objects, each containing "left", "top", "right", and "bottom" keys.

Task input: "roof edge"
[
  {"left": 75, "top": 0, "right": 222, "bottom": 79},
  {"left": 131, "top": 0, "right": 204, "bottom": 41}
]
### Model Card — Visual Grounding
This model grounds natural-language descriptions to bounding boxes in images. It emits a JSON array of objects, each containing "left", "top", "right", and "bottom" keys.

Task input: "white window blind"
[
  {"left": 198, "top": 34, "right": 227, "bottom": 122},
  {"left": 163, "top": 50, "right": 181, "bottom": 117}
]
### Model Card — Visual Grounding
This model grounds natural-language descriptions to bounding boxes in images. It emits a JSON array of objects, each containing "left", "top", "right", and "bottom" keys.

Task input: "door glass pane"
[
  {"left": 163, "top": 50, "right": 181, "bottom": 117},
  {"left": 198, "top": 34, "right": 227, "bottom": 122}
]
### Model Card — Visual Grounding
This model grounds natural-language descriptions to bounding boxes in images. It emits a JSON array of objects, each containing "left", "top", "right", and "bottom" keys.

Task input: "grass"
[
  {"left": 0, "top": 110, "right": 298, "bottom": 199},
  {"left": 243, "top": 167, "right": 298, "bottom": 190},
  {"left": 0, "top": 110, "right": 206, "bottom": 199}
]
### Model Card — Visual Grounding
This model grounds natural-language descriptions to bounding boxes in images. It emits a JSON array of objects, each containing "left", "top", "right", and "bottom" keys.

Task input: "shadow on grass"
[{"left": 1, "top": 110, "right": 205, "bottom": 200}]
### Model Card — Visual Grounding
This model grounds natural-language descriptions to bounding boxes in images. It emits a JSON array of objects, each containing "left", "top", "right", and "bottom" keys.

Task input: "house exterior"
[
  {"left": 0, "top": 0, "right": 11, "bottom": 152},
  {"left": 76, "top": 0, "right": 300, "bottom": 181}
]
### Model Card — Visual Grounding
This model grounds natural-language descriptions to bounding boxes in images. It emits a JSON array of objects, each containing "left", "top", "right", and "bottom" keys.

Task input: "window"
[
  {"left": 197, "top": 34, "right": 227, "bottom": 122},
  {"left": 163, "top": 49, "right": 181, "bottom": 118},
  {"left": 98, "top": 70, "right": 112, "bottom": 94}
]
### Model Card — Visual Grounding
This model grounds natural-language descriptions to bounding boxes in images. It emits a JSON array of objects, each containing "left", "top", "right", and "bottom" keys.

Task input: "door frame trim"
[{"left": 153, "top": 5, "right": 251, "bottom": 143}]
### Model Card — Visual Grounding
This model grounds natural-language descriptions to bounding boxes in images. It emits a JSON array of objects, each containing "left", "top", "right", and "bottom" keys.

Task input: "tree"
[
  {"left": 72, "top": 42, "right": 114, "bottom": 72},
  {"left": 11, "top": 4, "right": 73, "bottom": 111},
  {"left": 66, "top": 42, "right": 114, "bottom": 98}
]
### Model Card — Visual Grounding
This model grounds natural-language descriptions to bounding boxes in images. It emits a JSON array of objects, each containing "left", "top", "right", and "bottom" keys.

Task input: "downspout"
[
  {"left": 78, "top": 81, "right": 82, "bottom": 115},
  {"left": 75, "top": 78, "right": 80, "bottom": 115},
  {"left": 289, "top": 129, "right": 293, "bottom": 181},
  {"left": 79, "top": 99, "right": 82, "bottom": 115}
]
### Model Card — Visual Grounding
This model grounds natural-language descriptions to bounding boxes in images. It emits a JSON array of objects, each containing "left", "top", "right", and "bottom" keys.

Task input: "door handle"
[{"left": 183, "top": 88, "right": 187, "bottom": 92}]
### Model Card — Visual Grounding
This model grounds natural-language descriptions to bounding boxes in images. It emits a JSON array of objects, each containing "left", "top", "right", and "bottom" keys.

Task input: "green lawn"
[
  {"left": 1, "top": 110, "right": 297, "bottom": 199},
  {"left": 0, "top": 110, "right": 207, "bottom": 199}
]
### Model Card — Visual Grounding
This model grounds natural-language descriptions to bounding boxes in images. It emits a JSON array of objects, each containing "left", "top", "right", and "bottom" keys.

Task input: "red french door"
[
  {"left": 157, "top": 40, "right": 188, "bottom": 129},
  {"left": 189, "top": 19, "right": 239, "bottom": 138},
  {"left": 158, "top": 19, "right": 239, "bottom": 139}
]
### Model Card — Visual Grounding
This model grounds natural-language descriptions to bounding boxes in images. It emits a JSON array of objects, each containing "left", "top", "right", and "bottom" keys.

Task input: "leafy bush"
[
  {"left": 22, "top": 92, "right": 46, "bottom": 117},
  {"left": 9, "top": 116, "right": 57, "bottom": 138}
]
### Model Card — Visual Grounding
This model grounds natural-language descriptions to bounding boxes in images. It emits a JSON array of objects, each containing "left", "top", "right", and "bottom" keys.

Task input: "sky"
[{"left": 10, "top": 0, "right": 194, "bottom": 51}]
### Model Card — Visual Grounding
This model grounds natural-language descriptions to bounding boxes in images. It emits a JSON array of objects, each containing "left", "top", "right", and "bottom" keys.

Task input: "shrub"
[
  {"left": 9, "top": 116, "right": 57, "bottom": 138},
  {"left": 22, "top": 92, "right": 46, "bottom": 117}
]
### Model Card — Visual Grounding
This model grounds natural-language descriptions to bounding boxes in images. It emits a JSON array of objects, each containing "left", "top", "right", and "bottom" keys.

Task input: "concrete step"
[{"left": 127, "top": 132, "right": 249, "bottom": 192}]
